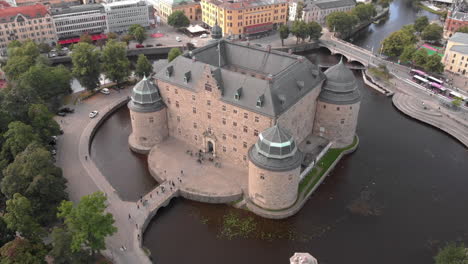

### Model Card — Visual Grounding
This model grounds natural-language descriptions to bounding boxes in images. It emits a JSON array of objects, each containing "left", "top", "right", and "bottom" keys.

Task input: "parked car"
[
  {"left": 89, "top": 110, "right": 99, "bottom": 118},
  {"left": 100, "top": 88, "right": 110, "bottom": 95},
  {"left": 146, "top": 44, "right": 154, "bottom": 47},
  {"left": 176, "top": 37, "right": 181, "bottom": 42},
  {"left": 57, "top": 111, "right": 66, "bottom": 117},
  {"left": 156, "top": 43, "right": 163, "bottom": 46},
  {"left": 136, "top": 44, "right": 144, "bottom": 48},
  {"left": 200, "top": 34, "right": 208, "bottom": 38},
  {"left": 59, "top": 107, "right": 74, "bottom": 113}
]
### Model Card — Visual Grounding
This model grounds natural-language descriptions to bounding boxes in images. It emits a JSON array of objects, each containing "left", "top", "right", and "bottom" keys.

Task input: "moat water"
[{"left": 90, "top": 2, "right": 468, "bottom": 263}]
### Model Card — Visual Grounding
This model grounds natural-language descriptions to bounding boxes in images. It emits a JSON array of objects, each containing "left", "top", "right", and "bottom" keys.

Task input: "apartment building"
[
  {"left": 302, "top": 0, "right": 355, "bottom": 24},
  {"left": 51, "top": 4, "right": 107, "bottom": 39},
  {"left": 201, "top": 0, "right": 288, "bottom": 39},
  {"left": 14, "top": 0, "right": 80, "bottom": 7},
  {"left": 103, "top": 0, "right": 150, "bottom": 33},
  {"left": 158, "top": 0, "right": 201, "bottom": 23},
  {"left": 443, "top": 32, "right": 468, "bottom": 76},
  {"left": 0, "top": 4, "right": 56, "bottom": 52}
]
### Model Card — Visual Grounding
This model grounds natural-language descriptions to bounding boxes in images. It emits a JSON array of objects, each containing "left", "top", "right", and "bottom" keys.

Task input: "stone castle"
[{"left": 127, "top": 32, "right": 360, "bottom": 212}]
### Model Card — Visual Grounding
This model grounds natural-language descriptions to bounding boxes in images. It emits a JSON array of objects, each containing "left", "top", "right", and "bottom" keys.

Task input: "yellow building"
[
  {"left": 159, "top": 0, "right": 201, "bottom": 23},
  {"left": 443, "top": 32, "right": 468, "bottom": 76},
  {"left": 201, "top": 0, "right": 288, "bottom": 39}
]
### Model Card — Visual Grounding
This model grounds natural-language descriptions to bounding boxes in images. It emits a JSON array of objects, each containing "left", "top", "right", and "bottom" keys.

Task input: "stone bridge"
[{"left": 319, "top": 36, "right": 374, "bottom": 67}]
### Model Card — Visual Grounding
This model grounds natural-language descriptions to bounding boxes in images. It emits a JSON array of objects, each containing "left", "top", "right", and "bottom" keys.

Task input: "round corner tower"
[
  {"left": 248, "top": 125, "right": 303, "bottom": 210},
  {"left": 128, "top": 76, "right": 168, "bottom": 154},
  {"left": 312, "top": 59, "right": 361, "bottom": 148}
]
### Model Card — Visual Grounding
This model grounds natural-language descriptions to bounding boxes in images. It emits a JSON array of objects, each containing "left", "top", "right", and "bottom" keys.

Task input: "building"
[
  {"left": 443, "top": 0, "right": 468, "bottom": 38},
  {"left": 127, "top": 28, "right": 361, "bottom": 210},
  {"left": 201, "top": 0, "right": 288, "bottom": 39},
  {"left": 52, "top": 4, "right": 107, "bottom": 40},
  {"left": 158, "top": 0, "right": 201, "bottom": 23},
  {"left": 0, "top": 4, "right": 56, "bottom": 52},
  {"left": 288, "top": 0, "right": 301, "bottom": 22},
  {"left": 103, "top": 0, "right": 150, "bottom": 33},
  {"left": 443, "top": 32, "right": 468, "bottom": 76},
  {"left": 14, "top": 0, "right": 80, "bottom": 7},
  {"left": 302, "top": 0, "right": 355, "bottom": 25}
]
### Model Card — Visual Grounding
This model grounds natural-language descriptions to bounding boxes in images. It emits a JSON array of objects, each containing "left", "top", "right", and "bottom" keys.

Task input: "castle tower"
[
  {"left": 248, "top": 125, "right": 303, "bottom": 210},
  {"left": 128, "top": 76, "right": 168, "bottom": 154},
  {"left": 312, "top": 59, "right": 361, "bottom": 148}
]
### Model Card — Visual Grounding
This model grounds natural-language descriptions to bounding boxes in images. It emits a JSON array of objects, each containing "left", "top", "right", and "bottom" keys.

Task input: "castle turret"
[
  {"left": 128, "top": 76, "right": 168, "bottom": 154},
  {"left": 312, "top": 59, "right": 361, "bottom": 148},
  {"left": 211, "top": 21, "right": 222, "bottom": 40},
  {"left": 248, "top": 125, "right": 303, "bottom": 210}
]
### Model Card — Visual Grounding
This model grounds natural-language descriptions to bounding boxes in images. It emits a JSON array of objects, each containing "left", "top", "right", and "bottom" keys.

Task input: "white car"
[
  {"left": 100, "top": 88, "right": 110, "bottom": 95},
  {"left": 200, "top": 34, "right": 208, "bottom": 38},
  {"left": 176, "top": 36, "right": 182, "bottom": 42},
  {"left": 89, "top": 110, "right": 99, "bottom": 118}
]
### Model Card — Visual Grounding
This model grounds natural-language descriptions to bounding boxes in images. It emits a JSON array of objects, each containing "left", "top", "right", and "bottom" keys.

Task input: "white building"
[
  {"left": 103, "top": 0, "right": 150, "bottom": 33},
  {"left": 51, "top": 4, "right": 107, "bottom": 39},
  {"left": 302, "top": 0, "right": 355, "bottom": 25},
  {"left": 288, "top": 0, "right": 302, "bottom": 22}
]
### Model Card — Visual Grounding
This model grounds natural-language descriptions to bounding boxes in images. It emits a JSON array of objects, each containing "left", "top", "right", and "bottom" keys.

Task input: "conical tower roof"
[
  {"left": 319, "top": 59, "right": 360, "bottom": 105},
  {"left": 211, "top": 21, "right": 222, "bottom": 40},
  {"left": 128, "top": 76, "right": 165, "bottom": 112}
]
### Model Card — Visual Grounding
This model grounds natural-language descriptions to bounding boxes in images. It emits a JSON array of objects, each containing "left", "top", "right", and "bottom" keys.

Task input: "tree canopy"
[
  {"left": 168, "top": 10, "right": 190, "bottom": 28},
  {"left": 381, "top": 29, "right": 416, "bottom": 57},
  {"left": 0, "top": 218, "right": 14, "bottom": 248},
  {"left": 28, "top": 104, "right": 61, "bottom": 143},
  {"left": 50, "top": 227, "right": 89, "bottom": 264},
  {"left": 424, "top": 54, "right": 444, "bottom": 73},
  {"left": 79, "top": 34, "right": 93, "bottom": 44},
  {"left": 0, "top": 237, "right": 48, "bottom": 264},
  {"left": 57, "top": 192, "right": 117, "bottom": 257},
  {"left": 434, "top": 242, "right": 468, "bottom": 264},
  {"left": 135, "top": 54, "right": 153, "bottom": 79},
  {"left": 1, "top": 121, "right": 40, "bottom": 163},
  {"left": 306, "top": 21, "right": 322, "bottom": 41},
  {"left": 101, "top": 40, "right": 130, "bottom": 87},
  {"left": 326, "top": 11, "right": 358, "bottom": 37},
  {"left": 168, "top": 48, "right": 182, "bottom": 62},
  {"left": 291, "top": 20, "right": 308, "bottom": 44},
  {"left": 352, "top": 3, "right": 376, "bottom": 22},
  {"left": 279, "top": 24, "right": 290, "bottom": 46},
  {"left": 414, "top": 16, "right": 429, "bottom": 32},
  {"left": 399, "top": 45, "right": 417, "bottom": 63},
  {"left": 129, "top": 24, "right": 147, "bottom": 44},
  {"left": 421, "top": 23, "right": 443, "bottom": 42},
  {"left": 71, "top": 42, "right": 101, "bottom": 91}
]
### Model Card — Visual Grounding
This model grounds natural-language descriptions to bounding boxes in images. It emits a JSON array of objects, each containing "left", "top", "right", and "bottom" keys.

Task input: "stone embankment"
[
  {"left": 362, "top": 70, "right": 394, "bottom": 96},
  {"left": 392, "top": 93, "right": 468, "bottom": 148}
]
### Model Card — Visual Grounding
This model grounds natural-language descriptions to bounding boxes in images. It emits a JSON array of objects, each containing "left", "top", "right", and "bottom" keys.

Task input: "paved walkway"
[{"left": 392, "top": 93, "right": 468, "bottom": 148}]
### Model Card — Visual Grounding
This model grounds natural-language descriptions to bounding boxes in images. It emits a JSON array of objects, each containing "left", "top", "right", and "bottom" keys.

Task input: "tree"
[
  {"left": 2, "top": 193, "right": 45, "bottom": 241},
  {"left": 434, "top": 242, "right": 468, "bottom": 264},
  {"left": 296, "top": 1, "right": 304, "bottom": 20},
  {"left": 381, "top": 30, "right": 415, "bottom": 57},
  {"left": 1, "top": 121, "right": 39, "bottom": 163},
  {"left": 57, "top": 192, "right": 117, "bottom": 258},
  {"left": 50, "top": 227, "right": 89, "bottom": 264},
  {"left": 399, "top": 45, "right": 417, "bottom": 63},
  {"left": 55, "top": 43, "right": 62, "bottom": 52},
  {"left": 413, "top": 49, "right": 428, "bottom": 66},
  {"left": 107, "top": 32, "right": 118, "bottom": 40},
  {"left": 0, "top": 237, "right": 48, "bottom": 264},
  {"left": 291, "top": 20, "right": 308, "bottom": 44},
  {"left": 101, "top": 40, "right": 130, "bottom": 87},
  {"left": 326, "top": 11, "right": 358, "bottom": 37},
  {"left": 414, "top": 16, "right": 429, "bottom": 33},
  {"left": 135, "top": 54, "right": 153, "bottom": 79},
  {"left": 424, "top": 54, "right": 444, "bottom": 73},
  {"left": 79, "top": 34, "right": 93, "bottom": 44},
  {"left": 167, "top": 10, "right": 190, "bottom": 28},
  {"left": 421, "top": 23, "right": 443, "bottom": 42},
  {"left": 278, "top": 24, "right": 290, "bottom": 46},
  {"left": 37, "top": 43, "right": 51, "bottom": 53},
  {"left": 121, "top": 34, "right": 133, "bottom": 48},
  {"left": 168, "top": 47, "right": 182, "bottom": 62},
  {"left": 352, "top": 3, "right": 376, "bottom": 22},
  {"left": 0, "top": 218, "right": 14, "bottom": 247},
  {"left": 129, "top": 24, "right": 147, "bottom": 44},
  {"left": 28, "top": 104, "right": 60, "bottom": 142},
  {"left": 452, "top": 98, "right": 463, "bottom": 108},
  {"left": 306, "top": 21, "right": 322, "bottom": 41},
  {"left": 1, "top": 143, "right": 67, "bottom": 223},
  {"left": 456, "top": 25, "right": 468, "bottom": 33},
  {"left": 71, "top": 42, "right": 101, "bottom": 91}
]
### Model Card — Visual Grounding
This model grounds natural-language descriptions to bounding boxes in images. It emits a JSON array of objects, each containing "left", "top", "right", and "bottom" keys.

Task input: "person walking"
[{"left": 128, "top": 214, "right": 131, "bottom": 219}]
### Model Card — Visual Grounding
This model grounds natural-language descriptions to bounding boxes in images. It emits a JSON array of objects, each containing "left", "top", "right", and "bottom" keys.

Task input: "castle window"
[
  {"left": 139, "top": 137, "right": 147, "bottom": 141},
  {"left": 184, "top": 71, "right": 191, "bottom": 83},
  {"left": 222, "top": 134, "right": 226, "bottom": 140},
  {"left": 337, "top": 107, "right": 340, "bottom": 111},
  {"left": 323, "top": 105, "right": 326, "bottom": 109},
  {"left": 194, "top": 135, "right": 198, "bottom": 141},
  {"left": 288, "top": 175, "right": 293, "bottom": 180},
  {"left": 350, "top": 106, "right": 352, "bottom": 109},
  {"left": 233, "top": 109, "right": 238, "bottom": 114},
  {"left": 222, "top": 118, "right": 226, "bottom": 125},
  {"left": 176, "top": 101, "right": 179, "bottom": 108},
  {"left": 207, "top": 112, "right": 211, "bottom": 119},
  {"left": 244, "top": 113, "right": 248, "bottom": 119},
  {"left": 243, "top": 141, "right": 247, "bottom": 148},
  {"left": 223, "top": 146, "right": 226, "bottom": 152},
  {"left": 256, "top": 94, "right": 264, "bottom": 107},
  {"left": 243, "top": 155, "right": 247, "bottom": 161},
  {"left": 233, "top": 134, "right": 237, "bottom": 139},
  {"left": 193, "top": 107, "right": 197, "bottom": 114},
  {"left": 193, "top": 122, "right": 197, "bottom": 128},
  {"left": 166, "top": 66, "right": 173, "bottom": 77},
  {"left": 222, "top": 105, "right": 226, "bottom": 111},
  {"left": 243, "top": 126, "right": 248, "bottom": 133},
  {"left": 205, "top": 83, "right": 212, "bottom": 91},
  {"left": 149, "top": 117, "right": 154, "bottom": 123},
  {"left": 167, "top": 98, "right": 171, "bottom": 105},
  {"left": 233, "top": 147, "right": 237, "bottom": 152},
  {"left": 178, "top": 128, "right": 181, "bottom": 134},
  {"left": 233, "top": 121, "right": 237, "bottom": 127},
  {"left": 260, "top": 173, "right": 265, "bottom": 180},
  {"left": 341, "top": 119, "right": 345, "bottom": 124},
  {"left": 177, "top": 116, "right": 180, "bottom": 122},
  {"left": 192, "top": 95, "right": 196, "bottom": 100},
  {"left": 255, "top": 116, "right": 259, "bottom": 122},
  {"left": 254, "top": 130, "right": 259, "bottom": 136},
  {"left": 175, "top": 89, "right": 178, "bottom": 94},
  {"left": 166, "top": 86, "right": 169, "bottom": 91},
  {"left": 234, "top": 87, "right": 242, "bottom": 100},
  {"left": 207, "top": 100, "right": 211, "bottom": 106}
]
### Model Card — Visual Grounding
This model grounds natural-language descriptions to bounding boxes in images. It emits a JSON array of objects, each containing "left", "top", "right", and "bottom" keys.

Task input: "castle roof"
[
  {"left": 248, "top": 125, "right": 303, "bottom": 172},
  {"left": 128, "top": 76, "right": 165, "bottom": 112},
  {"left": 318, "top": 59, "right": 360, "bottom": 105},
  {"left": 155, "top": 40, "right": 325, "bottom": 118}
]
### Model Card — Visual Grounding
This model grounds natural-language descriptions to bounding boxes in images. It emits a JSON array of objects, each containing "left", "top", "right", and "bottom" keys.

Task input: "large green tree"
[
  {"left": 421, "top": 23, "right": 443, "bottom": 42},
  {"left": 168, "top": 47, "right": 182, "bottom": 62},
  {"left": 2, "top": 193, "right": 45, "bottom": 241},
  {"left": 135, "top": 54, "right": 153, "bottom": 79},
  {"left": 0, "top": 121, "right": 39, "bottom": 163},
  {"left": 413, "top": 49, "right": 428, "bottom": 66},
  {"left": 291, "top": 20, "right": 308, "bottom": 44},
  {"left": 278, "top": 24, "right": 290, "bottom": 46},
  {"left": 296, "top": 1, "right": 304, "bottom": 20},
  {"left": 414, "top": 16, "right": 429, "bottom": 33},
  {"left": 434, "top": 242, "right": 468, "bottom": 264},
  {"left": 352, "top": 3, "right": 376, "bottom": 22},
  {"left": 399, "top": 45, "right": 417, "bottom": 63},
  {"left": 326, "top": 11, "right": 358, "bottom": 37},
  {"left": 71, "top": 42, "right": 101, "bottom": 91},
  {"left": 0, "top": 218, "right": 14, "bottom": 247},
  {"left": 101, "top": 40, "right": 130, "bottom": 88},
  {"left": 424, "top": 54, "right": 444, "bottom": 73},
  {"left": 306, "top": 21, "right": 322, "bottom": 41},
  {"left": 381, "top": 30, "right": 416, "bottom": 57},
  {"left": 0, "top": 237, "right": 48, "bottom": 264},
  {"left": 167, "top": 10, "right": 190, "bottom": 28},
  {"left": 1, "top": 143, "right": 67, "bottom": 223},
  {"left": 50, "top": 227, "right": 89, "bottom": 264},
  {"left": 129, "top": 24, "right": 147, "bottom": 44},
  {"left": 28, "top": 104, "right": 61, "bottom": 143},
  {"left": 57, "top": 192, "right": 117, "bottom": 258}
]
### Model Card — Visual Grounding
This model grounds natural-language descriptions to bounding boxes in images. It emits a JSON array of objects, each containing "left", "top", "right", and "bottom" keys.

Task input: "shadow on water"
[{"left": 90, "top": 106, "right": 157, "bottom": 201}]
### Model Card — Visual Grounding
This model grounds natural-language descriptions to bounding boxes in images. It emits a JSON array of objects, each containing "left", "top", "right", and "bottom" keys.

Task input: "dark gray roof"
[
  {"left": 450, "top": 44, "right": 468, "bottom": 54},
  {"left": 155, "top": 40, "right": 325, "bottom": 117},
  {"left": 318, "top": 60, "right": 360, "bottom": 105},
  {"left": 128, "top": 76, "right": 165, "bottom": 112},
  {"left": 249, "top": 125, "right": 303, "bottom": 172},
  {"left": 449, "top": 32, "right": 468, "bottom": 45},
  {"left": 212, "top": 23, "right": 222, "bottom": 39},
  {"left": 311, "top": 0, "right": 355, "bottom": 10},
  {"left": 51, "top": 3, "right": 104, "bottom": 15}
]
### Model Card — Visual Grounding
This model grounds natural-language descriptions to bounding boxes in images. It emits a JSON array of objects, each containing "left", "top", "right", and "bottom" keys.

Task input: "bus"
[
  {"left": 413, "top": 75, "right": 429, "bottom": 85},
  {"left": 410, "top": 69, "right": 427, "bottom": 77},
  {"left": 429, "top": 82, "right": 447, "bottom": 93},
  {"left": 427, "top": 76, "right": 444, "bottom": 85},
  {"left": 449, "top": 91, "right": 468, "bottom": 101}
]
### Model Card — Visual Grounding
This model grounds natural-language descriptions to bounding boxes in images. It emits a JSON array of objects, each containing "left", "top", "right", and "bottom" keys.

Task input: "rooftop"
[
  {"left": 449, "top": 32, "right": 468, "bottom": 45},
  {"left": 0, "top": 4, "right": 49, "bottom": 22},
  {"left": 319, "top": 59, "right": 360, "bottom": 105},
  {"left": 206, "top": 0, "right": 287, "bottom": 10},
  {"left": 155, "top": 40, "right": 324, "bottom": 117},
  {"left": 305, "top": 0, "right": 355, "bottom": 10},
  {"left": 51, "top": 3, "right": 104, "bottom": 15},
  {"left": 450, "top": 44, "right": 468, "bottom": 54}
]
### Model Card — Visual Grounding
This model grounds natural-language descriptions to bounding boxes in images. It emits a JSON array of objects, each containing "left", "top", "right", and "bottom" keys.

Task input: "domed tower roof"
[
  {"left": 211, "top": 22, "right": 222, "bottom": 40},
  {"left": 248, "top": 125, "right": 303, "bottom": 172},
  {"left": 128, "top": 76, "right": 165, "bottom": 112},
  {"left": 319, "top": 59, "right": 361, "bottom": 105}
]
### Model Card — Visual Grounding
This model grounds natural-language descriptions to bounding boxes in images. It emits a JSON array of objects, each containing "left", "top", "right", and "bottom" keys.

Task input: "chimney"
[
  {"left": 288, "top": 49, "right": 293, "bottom": 54},
  {"left": 266, "top": 44, "right": 271, "bottom": 52}
]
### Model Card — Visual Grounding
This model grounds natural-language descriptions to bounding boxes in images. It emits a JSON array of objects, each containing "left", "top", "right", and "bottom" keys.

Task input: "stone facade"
[
  {"left": 248, "top": 160, "right": 300, "bottom": 210},
  {"left": 312, "top": 100, "right": 360, "bottom": 148},
  {"left": 157, "top": 65, "right": 273, "bottom": 166},
  {"left": 129, "top": 108, "right": 168, "bottom": 149}
]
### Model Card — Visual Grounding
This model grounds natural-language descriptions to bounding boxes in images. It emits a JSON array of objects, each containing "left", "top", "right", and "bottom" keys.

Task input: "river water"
[{"left": 90, "top": 2, "right": 468, "bottom": 263}]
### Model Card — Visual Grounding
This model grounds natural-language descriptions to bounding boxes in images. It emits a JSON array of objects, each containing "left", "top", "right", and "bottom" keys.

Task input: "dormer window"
[
  {"left": 234, "top": 87, "right": 242, "bottom": 100},
  {"left": 166, "top": 66, "right": 173, "bottom": 77},
  {"left": 296, "top": 80, "right": 304, "bottom": 90},
  {"left": 256, "top": 94, "right": 264, "bottom": 107},
  {"left": 184, "top": 71, "right": 191, "bottom": 83}
]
